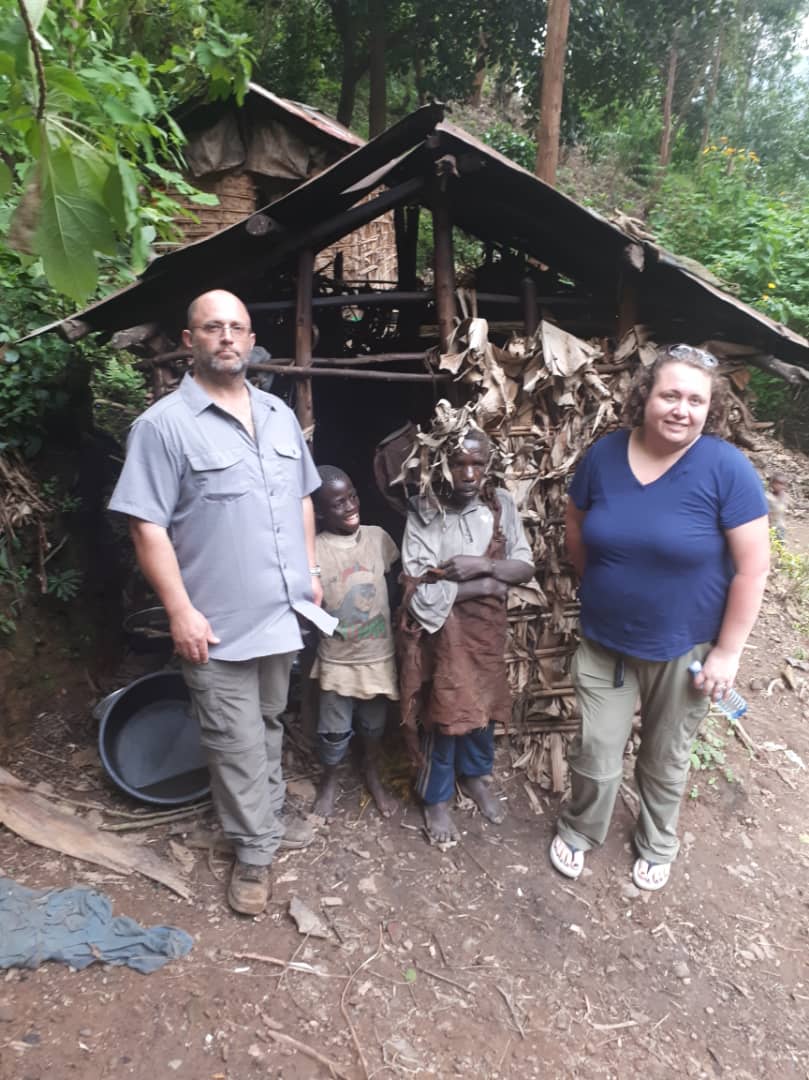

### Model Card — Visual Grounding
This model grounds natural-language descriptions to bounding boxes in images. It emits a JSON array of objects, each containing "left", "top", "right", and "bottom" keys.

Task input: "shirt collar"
[
  {"left": 409, "top": 494, "right": 482, "bottom": 526},
  {"left": 179, "top": 372, "right": 277, "bottom": 417}
]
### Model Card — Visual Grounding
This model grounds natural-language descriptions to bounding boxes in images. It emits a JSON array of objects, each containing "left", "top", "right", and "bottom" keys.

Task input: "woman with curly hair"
[{"left": 550, "top": 344, "right": 769, "bottom": 891}]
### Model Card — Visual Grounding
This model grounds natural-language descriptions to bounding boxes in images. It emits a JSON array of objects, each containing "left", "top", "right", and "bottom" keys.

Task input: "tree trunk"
[
  {"left": 534, "top": 0, "right": 570, "bottom": 186},
  {"left": 330, "top": 0, "right": 360, "bottom": 129},
  {"left": 659, "top": 43, "right": 678, "bottom": 168},
  {"left": 699, "top": 26, "right": 724, "bottom": 156},
  {"left": 369, "top": 0, "right": 387, "bottom": 137},
  {"left": 469, "top": 31, "right": 489, "bottom": 108}
]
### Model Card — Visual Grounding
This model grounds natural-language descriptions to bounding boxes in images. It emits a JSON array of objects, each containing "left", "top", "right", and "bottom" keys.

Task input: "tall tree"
[
  {"left": 368, "top": 0, "right": 387, "bottom": 135},
  {"left": 535, "top": 0, "right": 570, "bottom": 184}
]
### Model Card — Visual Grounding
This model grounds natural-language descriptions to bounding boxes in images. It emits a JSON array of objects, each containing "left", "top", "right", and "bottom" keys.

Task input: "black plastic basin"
[{"left": 98, "top": 671, "right": 210, "bottom": 806}]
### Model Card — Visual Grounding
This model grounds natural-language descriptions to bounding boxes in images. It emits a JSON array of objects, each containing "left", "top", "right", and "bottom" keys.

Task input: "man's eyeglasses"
[
  {"left": 192, "top": 321, "right": 251, "bottom": 338},
  {"left": 665, "top": 343, "right": 718, "bottom": 369}
]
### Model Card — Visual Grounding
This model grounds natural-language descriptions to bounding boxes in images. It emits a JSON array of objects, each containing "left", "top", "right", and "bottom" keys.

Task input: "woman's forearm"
[{"left": 715, "top": 569, "right": 769, "bottom": 657}]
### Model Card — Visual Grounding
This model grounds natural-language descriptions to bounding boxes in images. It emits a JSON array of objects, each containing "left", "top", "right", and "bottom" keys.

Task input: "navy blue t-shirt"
[{"left": 569, "top": 430, "right": 767, "bottom": 661}]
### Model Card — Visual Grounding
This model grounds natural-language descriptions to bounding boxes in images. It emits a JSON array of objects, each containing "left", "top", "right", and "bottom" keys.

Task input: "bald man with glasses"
[{"left": 110, "top": 290, "right": 335, "bottom": 915}]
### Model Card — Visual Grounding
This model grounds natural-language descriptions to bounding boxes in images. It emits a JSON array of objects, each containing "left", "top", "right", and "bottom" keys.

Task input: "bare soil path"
[{"left": 1, "top": 489, "right": 808, "bottom": 1080}]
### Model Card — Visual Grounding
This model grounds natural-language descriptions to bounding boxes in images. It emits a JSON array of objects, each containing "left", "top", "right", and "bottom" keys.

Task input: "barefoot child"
[
  {"left": 310, "top": 466, "right": 399, "bottom": 818},
  {"left": 397, "top": 414, "right": 534, "bottom": 844}
]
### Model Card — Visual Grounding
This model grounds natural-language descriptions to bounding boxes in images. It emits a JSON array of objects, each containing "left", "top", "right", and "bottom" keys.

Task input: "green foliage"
[
  {"left": 0, "top": 0, "right": 254, "bottom": 303},
  {"left": 689, "top": 713, "right": 737, "bottom": 798},
  {"left": 45, "top": 567, "right": 82, "bottom": 603},
  {"left": 651, "top": 143, "right": 809, "bottom": 336},
  {"left": 770, "top": 531, "right": 809, "bottom": 634},
  {"left": 90, "top": 355, "right": 148, "bottom": 445},
  {"left": 482, "top": 123, "right": 536, "bottom": 171}
]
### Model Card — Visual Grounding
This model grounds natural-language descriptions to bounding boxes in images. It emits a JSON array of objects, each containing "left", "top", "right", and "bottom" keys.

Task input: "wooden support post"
[
  {"left": 521, "top": 276, "right": 538, "bottom": 336},
  {"left": 617, "top": 276, "right": 639, "bottom": 340},
  {"left": 295, "top": 248, "right": 315, "bottom": 437},
  {"left": 432, "top": 185, "right": 456, "bottom": 353}
]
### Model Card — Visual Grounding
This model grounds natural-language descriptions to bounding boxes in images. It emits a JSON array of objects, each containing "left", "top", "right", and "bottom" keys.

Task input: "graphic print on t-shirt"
[{"left": 333, "top": 562, "right": 388, "bottom": 643}]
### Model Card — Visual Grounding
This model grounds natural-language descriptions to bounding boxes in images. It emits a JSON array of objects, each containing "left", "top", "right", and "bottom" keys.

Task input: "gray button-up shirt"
[
  {"left": 109, "top": 374, "right": 323, "bottom": 661},
  {"left": 401, "top": 489, "right": 534, "bottom": 634}
]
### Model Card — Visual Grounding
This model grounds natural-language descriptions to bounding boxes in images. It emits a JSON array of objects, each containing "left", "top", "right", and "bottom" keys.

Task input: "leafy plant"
[
  {"left": 45, "top": 567, "right": 82, "bottom": 603},
  {"left": 770, "top": 531, "right": 809, "bottom": 634},
  {"left": 0, "top": 0, "right": 254, "bottom": 302}
]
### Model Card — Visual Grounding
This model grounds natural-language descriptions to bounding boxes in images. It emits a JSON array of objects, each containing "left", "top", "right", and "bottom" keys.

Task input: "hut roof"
[{"left": 25, "top": 103, "right": 809, "bottom": 371}]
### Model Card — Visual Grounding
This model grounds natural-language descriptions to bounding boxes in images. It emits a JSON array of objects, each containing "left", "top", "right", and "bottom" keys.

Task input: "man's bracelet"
[{"left": 309, "top": 565, "right": 322, "bottom": 577}]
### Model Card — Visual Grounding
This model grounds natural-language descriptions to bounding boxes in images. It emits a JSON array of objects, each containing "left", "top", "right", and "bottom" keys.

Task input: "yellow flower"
[
  {"left": 768, "top": 282, "right": 776, "bottom": 289},
  {"left": 720, "top": 136, "right": 729, "bottom": 143}
]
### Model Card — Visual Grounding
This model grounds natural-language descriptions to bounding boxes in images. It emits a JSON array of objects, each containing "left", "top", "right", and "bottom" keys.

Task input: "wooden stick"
[
  {"left": 251, "top": 362, "right": 450, "bottom": 383},
  {"left": 100, "top": 803, "right": 211, "bottom": 831},
  {"left": 340, "top": 927, "right": 384, "bottom": 1079},
  {"left": 496, "top": 984, "right": 526, "bottom": 1038},
  {"left": 232, "top": 951, "right": 341, "bottom": 978},
  {"left": 294, "top": 248, "right": 314, "bottom": 434},
  {"left": 263, "top": 1027, "right": 353, "bottom": 1080},
  {"left": 432, "top": 179, "right": 456, "bottom": 353},
  {"left": 414, "top": 962, "right": 475, "bottom": 996}
]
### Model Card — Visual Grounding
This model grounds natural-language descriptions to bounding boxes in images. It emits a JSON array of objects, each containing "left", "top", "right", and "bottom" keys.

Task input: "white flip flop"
[
  {"left": 549, "top": 833, "right": 585, "bottom": 880},
  {"left": 632, "top": 857, "right": 671, "bottom": 892}
]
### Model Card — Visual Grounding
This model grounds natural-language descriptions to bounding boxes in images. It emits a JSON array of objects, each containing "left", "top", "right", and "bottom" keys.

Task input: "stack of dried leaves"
[
  {"left": 424, "top": 319, "right": 755, "bottom": 790},
  {"left": 0, "top": 454, "right": 53, "bottom": 596}
]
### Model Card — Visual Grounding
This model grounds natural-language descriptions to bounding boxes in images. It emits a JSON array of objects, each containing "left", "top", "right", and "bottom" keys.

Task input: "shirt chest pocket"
[
  {"left": 265, "top": 441, "right": 301, "bottom": 496},
  {"left": 187, "top": 451, "right": 250, "bottom": 502}
]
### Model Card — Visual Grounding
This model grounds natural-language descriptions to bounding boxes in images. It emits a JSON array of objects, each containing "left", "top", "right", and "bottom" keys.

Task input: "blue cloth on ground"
[
  {"left": 0, "top": 876, "right": 193, "bottom": 974},
  {"left": 569, "top": 431, "right": 767, "bottom": 661}
]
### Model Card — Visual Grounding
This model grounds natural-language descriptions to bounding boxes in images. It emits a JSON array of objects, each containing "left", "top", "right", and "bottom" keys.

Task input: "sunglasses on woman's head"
[{"left": 665, "top": 344, "right": 718, "bottom": 369}]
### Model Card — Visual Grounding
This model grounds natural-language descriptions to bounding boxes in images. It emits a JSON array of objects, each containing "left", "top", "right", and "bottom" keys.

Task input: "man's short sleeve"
[
  {"left": 108, "top": 419, "right": 183, "bottom": 527},
  {"left": 295, "top": 419, "right": 321, "bottom": 498}
]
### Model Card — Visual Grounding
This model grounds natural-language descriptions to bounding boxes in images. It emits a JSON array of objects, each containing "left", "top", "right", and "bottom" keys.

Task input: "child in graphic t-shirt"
[{"left": 310, "top": 466, "right": 399, "bottom": 819}]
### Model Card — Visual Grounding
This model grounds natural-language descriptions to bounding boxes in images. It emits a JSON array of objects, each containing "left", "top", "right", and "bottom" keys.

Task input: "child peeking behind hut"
[
  {"left": 310, "top": 466, "right": 400, "bottom": 819},
  {"left": 397, "top": 406, "right": 535, "bottom": 844}
]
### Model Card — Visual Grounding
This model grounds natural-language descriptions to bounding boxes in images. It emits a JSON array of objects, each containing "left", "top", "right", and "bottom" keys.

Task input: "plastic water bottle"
[{"left": 687, "top": 660, "right": 748, "bottom": 720}]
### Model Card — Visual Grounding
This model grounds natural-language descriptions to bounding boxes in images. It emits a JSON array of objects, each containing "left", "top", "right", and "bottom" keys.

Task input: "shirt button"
[{"left": 276, "top": 526, "right": 281, "bottom": 534}]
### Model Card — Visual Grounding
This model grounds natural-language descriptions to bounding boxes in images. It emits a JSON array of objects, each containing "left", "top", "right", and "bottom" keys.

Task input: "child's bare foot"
[
  {"left": 459, "top": 776, "right": 506, "bottom": 824},
  {"left": 423, "top": 800, "right": 460, "bottom": 844},
  {"left": 313, "top": 768, "right": 339, "bottom": 818},
  {"left": 365, "top": 761, "right": 398, "bottom": 818}
]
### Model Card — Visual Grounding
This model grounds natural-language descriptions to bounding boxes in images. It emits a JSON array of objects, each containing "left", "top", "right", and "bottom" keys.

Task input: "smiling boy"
[{"left": 310, "top": 466, "right": 400, "bottom": 819}]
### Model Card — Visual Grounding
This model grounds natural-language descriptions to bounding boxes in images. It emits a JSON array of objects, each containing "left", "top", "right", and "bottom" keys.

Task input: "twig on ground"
[
  {"left": 100, "top": 803, "right": 212, "bottom": 830},
  {"left": 496, "top": 1035, "right": 512, "bottom": 1073},
  {"left": 340, "top": 926, "right": 384, "bottom": 1079},
  {"left": 460, "top": 842, "right": 502, "bottom": 888},
  {"left": 558, "top": 884, "right": 591, "bottom": 909},
  {"left": 495, "top": 984, "right": 525, "bottom": 1038},
  {"left": 414, "top": 962, "right": 475, "bottom": 996},
  {"left": 730, "top": 718, "right": 757, "bottom": 754},
  {"left": 229, "top": 951, "right": 340, "bottom": 978},
  {"left": 262, "top": 1025, "right": 353, "bottom": 1080}
]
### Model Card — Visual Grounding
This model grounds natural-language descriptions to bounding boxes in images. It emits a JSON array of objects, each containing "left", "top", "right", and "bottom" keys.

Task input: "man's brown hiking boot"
[{"left": 228, "top": 861, "right": 271, "bottom": 915}]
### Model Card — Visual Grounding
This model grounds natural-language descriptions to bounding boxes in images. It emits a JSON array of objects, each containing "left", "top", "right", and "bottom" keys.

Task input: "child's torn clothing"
[
  {"left": 0, "top": 876, "right": 193, "bottom": 974},
  {"left": 397, "top": 490, "right": 531, "bottom": 761},
  {"left": 313, "top": 524, "right": 400, "bottom": 701}
]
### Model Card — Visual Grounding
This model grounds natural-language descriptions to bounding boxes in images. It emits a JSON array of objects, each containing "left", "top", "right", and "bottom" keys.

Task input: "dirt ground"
[{"left": 2, "top": 475, "right": 808, "bottom": 1080}]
